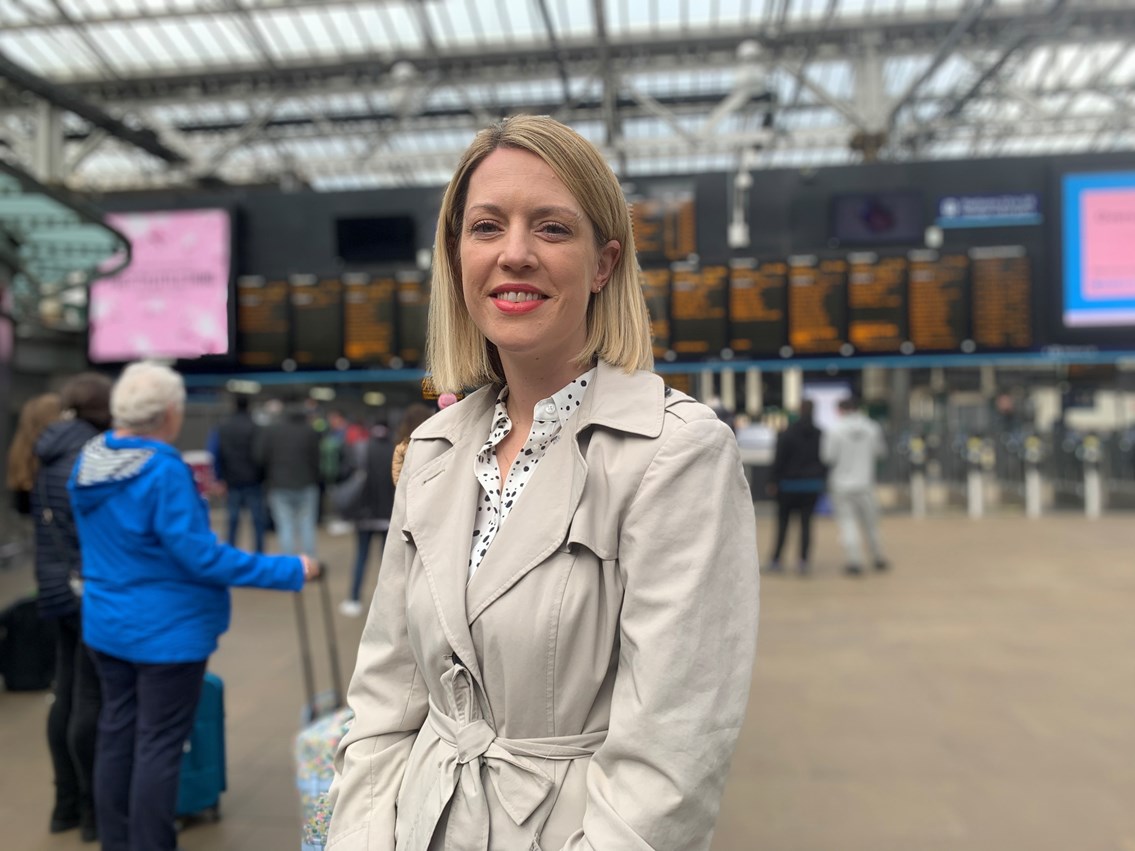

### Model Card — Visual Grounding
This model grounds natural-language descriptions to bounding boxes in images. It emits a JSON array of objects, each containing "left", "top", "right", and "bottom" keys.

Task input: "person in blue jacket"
[{"left": 68, "top": 361, "right": 321, "bottom": 851}]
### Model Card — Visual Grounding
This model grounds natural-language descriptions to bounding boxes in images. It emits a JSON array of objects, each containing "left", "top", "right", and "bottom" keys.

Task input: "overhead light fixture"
[
  {"left": 363, "top": 391, "right": 386, "bottom": 406},
  {"left": 309, "top": 387, "right": 336, "bottom": 401},
  {"left": 225, "top": 379, "right": 261, "bottom": 395}
]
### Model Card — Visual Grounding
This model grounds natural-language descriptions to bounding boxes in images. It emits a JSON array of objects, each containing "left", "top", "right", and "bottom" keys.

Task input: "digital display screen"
[
  {"left": 848, "top": 253, "right": 908, "bottom": 352},
  {"left": 670, "top": 263, "right": 728, "bottom": 357},
  {"left": 335, "top": 215, "right": 417, "bottom": 264},
  {"left": 396, "top": 270, "right": 430, "bottom": 366},
  {"left": 343, "top": 272, "right": 397, "bottom": 365},
  {"left": 89, "top": 208, "right": 231, "bottom": 363},
  {"left": 640, "top": 268, "right": 671, "bottom": 358},
  {"left": 291, "top": 275, "right": 342, "bottom": 367},
  {"left": 971, "top": 246, "right": 1032, "bottom": 350},
  {"left": 831, "top": 192, "right": 925, "bottom": 246},
  {"left": 630, "top": 187, "right": 697, "bottom": 263},
  {"left": 1062, "top": 171, "right": 1135, "bottom": 328},
  {"left": 788, "top": 256, "right": 848, "bottom": 354},
  {"left": 908, "top": 251, "right": 970, "bottom": 351},
  {"left": 236, "top": 276, "right": 289, "bottom": 367},
  {"left": 729, "top": 258, "right": 787, "bottom": 355}
]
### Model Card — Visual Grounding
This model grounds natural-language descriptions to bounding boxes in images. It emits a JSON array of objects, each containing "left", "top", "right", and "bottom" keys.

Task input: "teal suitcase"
[{"left": 176, "top": 671, "right": 226, "bottom": 821}]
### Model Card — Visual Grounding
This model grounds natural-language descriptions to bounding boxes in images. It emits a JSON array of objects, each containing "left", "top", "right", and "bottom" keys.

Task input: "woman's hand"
[{"left": 300, "top": 555, "right": 322, "bottom": 582}]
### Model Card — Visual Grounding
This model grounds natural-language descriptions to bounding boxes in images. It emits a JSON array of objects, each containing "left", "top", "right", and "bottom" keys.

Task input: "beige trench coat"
[{"left": 327, "top": 361, "right": 759, "bottom": 851}]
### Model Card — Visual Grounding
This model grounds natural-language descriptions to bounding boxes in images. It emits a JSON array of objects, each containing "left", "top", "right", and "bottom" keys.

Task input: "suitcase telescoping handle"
[{"left": 294, "top": 566, "right": 345, "bottom": 721}]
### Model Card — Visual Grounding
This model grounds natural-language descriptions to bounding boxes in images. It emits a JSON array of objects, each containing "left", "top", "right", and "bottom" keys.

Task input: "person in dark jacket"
[
  {"left": 31, "top": 373, "right": 112, "bottom": 842},
  {"left": 69, "top": 362, "right": 321, "bottom": 851},
  {"left": 6, "top": 393, "right": 62, "bottom": 515},
  {"left": 255, "top": 400, "right": 322, "bottom": 557},
  {"left": 213, "top": 394, "right": 266, "bottom": 552},
  {"left": 337, "top": 422, "right": 396, "bottom": 617},
  {"left": 768, "top": 400, "right": 827, "bottom": 575}
]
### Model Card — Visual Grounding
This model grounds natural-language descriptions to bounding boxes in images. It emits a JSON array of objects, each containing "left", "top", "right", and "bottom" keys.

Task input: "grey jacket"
[
  {"left": 327, "top": 361, "right": 760, "bottom": 851},
  {"left": 820, "top": 411, "right": 886, "bottom": 492}
]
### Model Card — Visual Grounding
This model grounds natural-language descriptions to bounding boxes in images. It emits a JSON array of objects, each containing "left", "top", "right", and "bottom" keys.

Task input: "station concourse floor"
[{"left": 2, "top": 511, "right": 1133, "bottom": 851}]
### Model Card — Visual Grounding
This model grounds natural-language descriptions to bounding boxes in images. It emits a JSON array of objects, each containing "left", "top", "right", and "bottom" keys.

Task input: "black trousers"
[
  {"left": 47, "top": 613, "right": 101, "bottom": 821},
  {"left": 771, "top": 491, "right": 821, "bottom": 564},
  {"left": 92, "top": 651, "right": 206, "bottom": 851}
]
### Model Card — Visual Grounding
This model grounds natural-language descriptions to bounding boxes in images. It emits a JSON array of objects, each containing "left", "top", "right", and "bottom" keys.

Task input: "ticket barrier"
[
  {"left": 1078, "top": 435, "right": 1103, "bottom": 519},
  {"left": 908, "top": 436, "right": 928, "bottom": 518},
  {"left": 1023, "top": 435, "right": 1044, "bottom": 519},
  {"left": 965, "top": 437, "right": 995, "bottom": 519}
]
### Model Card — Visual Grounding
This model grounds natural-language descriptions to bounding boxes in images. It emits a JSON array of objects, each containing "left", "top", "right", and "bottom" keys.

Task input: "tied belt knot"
[
  {"left": 453, "top": 718, "right": 496, "bottom": 766},
  {"left": 398, "top": 661, "right": 605, "bottom": 851}
]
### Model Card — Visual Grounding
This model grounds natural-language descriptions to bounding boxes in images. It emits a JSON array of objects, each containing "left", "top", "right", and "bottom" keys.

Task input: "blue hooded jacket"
[{"left": 69, "top": 432, "right": 304, "bottom": 664}]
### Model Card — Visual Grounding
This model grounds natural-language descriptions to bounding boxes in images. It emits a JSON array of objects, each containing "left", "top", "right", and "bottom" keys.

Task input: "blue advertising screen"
[{"left": 1062, "top": 171, "right": 1135, "bottom": 328}]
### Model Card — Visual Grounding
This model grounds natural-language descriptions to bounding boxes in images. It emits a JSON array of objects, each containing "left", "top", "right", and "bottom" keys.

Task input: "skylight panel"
[
  {"left": 430, "top": 1, "right": 473, "bottom": 47},
  {"left": 257, "top": 9, "right": 316, "bottom": 62},
  {"left": 377, "top": 3, "right": 424, "bottom": 52},
  {"left": 318, "top": 7, "right": 372, "bottom": 56}
]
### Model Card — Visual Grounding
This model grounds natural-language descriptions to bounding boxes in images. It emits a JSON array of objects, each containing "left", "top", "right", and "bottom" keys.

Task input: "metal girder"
[
  {"left": 0, "top": 49, "right": 187, "bottom": 165},
  {"left": 534, "top": 0, "right": 573, "bottom": 104},
  {"left": 591, "top": 0, "right": 624, "bottom": 172},
  {"left": 12, "top": 4, "right": 1133, "bottom": 111},
  {"left": 224, "top": 0, "right": 279, "bottom": 69},
  {"left": 65, "top": 107, "right": 1135, "bottom": 191},
  {"left": 46, "top": 0, "right": 120, "bottom": 79},
  {"left": 887, "top": 0, "right": 993, "bottom": 127},
  {"left": 898, "top": 0, "right": 1075, "bottom": 150}
]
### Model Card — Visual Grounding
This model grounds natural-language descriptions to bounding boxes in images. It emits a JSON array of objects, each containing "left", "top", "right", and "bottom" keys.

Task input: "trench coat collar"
[
  {"left": 404, "top": 361, "right": 669, "bottom": 683},
  {"left": 412, "top": 360, "right": 668, "bottom": 444}
]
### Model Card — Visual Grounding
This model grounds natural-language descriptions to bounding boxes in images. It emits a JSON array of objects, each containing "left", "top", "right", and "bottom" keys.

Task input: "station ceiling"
[{"left": 0, "top": 0, "right": 1132, "bottom": 191}]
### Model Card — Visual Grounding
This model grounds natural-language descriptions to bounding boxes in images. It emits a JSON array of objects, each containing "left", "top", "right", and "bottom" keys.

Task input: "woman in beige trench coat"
[{"left": 327, "top": 116, "right": 760, "bottom": 851}]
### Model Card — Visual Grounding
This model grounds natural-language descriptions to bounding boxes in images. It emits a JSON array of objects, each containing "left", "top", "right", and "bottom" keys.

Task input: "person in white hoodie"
[{"left": 821, "top": 396, "right": 889, "bottom": 576}]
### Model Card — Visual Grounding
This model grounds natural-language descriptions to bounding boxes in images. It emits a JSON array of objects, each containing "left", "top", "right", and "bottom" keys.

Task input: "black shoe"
[
  {"left": 80, "top": 812, "right": 98, "bottom": 843},
  {"left": 797, "top": 561, "right": 811, "bottom": 576},
  {"left": 844, "top": 564, "right": 864, "bottom": 577},
  {"left": 50, "top": 814, "right": 80, "bottom": 834},
  {"left": 874, "top": 559, "right": 890, "bottom": 572},
  {"left": 764, "top": 560, "right": 784, "bottom": 574}
]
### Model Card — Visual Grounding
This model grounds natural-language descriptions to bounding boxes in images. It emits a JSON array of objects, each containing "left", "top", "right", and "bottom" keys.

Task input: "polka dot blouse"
[{"left": 468, "top": 367, "right": 597, "bottom": 580}]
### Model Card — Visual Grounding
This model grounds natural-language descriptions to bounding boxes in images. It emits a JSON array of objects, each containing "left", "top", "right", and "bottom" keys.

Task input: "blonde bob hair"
[{"left": 426, "top": 115, "right": 653, "bottom": 392}]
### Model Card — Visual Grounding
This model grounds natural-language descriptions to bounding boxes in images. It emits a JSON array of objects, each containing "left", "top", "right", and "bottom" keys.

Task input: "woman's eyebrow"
[{"left": 466, "top": 203, "right": 582, "bottom": 221}]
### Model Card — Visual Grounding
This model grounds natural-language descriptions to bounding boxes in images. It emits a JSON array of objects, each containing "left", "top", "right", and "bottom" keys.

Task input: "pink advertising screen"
[
  {"left": 88, "top": 209, "right": 232, "bottom": 362},
  {"left": 1062, "top": 172, "right": 1135, "bottom": 328}
]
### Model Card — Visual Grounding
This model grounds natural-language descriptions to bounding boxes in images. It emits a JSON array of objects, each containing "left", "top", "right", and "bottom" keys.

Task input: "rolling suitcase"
[
  {"left": 292, "top": 568, "right": 351, "bottom": 851},
  {"left": 176, "top": 671, "right": 226, "bottom": 822}
]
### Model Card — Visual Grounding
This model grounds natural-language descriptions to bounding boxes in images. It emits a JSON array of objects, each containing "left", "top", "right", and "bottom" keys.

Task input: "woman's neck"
[{"left": 499, "top": 355, "right": 592, "bottom": 426}]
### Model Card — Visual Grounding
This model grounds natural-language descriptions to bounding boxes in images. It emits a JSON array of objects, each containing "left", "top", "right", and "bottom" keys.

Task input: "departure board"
[
  {"left": 729, "top": 259, "right": 787, "bottom": 355},
  {"left": 236, "top": 275, "right": 289, "bottom": 367},
  {"left": 291, "top": 275, "right": 343, "bottom": 367},
  {"left": 396, "top": 270, "right": 430, "bottom": 366},
  {"left": 909, "top": 251, "right": 970, "bottom": 351},
  {"left": 670, "top": 263, "right": 728, "bottom": 356},
  {"left": 788, "top": 256, "right": 848, "bottom": 354},
  {"left": 631, "top": 192, "right": 696, "bottom": 262},
  {"left": 640, "top": 268, "right": 671, "bottom": 358},
  {"left": 848, "top": 253, "right": 908, "bottom": 352},
  {"left": 343, "top": 272, "right": 397, "bottom": 365},
  {"left": 971, "top": 246, "right": 1032, "bottom": 349}
]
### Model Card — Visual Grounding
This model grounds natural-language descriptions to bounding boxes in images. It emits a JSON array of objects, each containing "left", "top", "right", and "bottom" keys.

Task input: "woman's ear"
[{"left": 592, "top": 240, "right": 621, "bottom": 293}]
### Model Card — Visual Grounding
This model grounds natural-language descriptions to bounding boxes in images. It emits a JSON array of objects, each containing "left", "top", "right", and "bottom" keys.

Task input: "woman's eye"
[
  {"left": 540, "top": 222, "right": 571, "bottom": 236},
  {"left": 469, "top": 220, "right": 499, "bottom": 234}
]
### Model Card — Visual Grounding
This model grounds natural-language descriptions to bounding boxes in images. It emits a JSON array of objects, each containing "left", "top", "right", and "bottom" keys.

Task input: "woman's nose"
[{"left": 497, "top": 227, "right": 537, "bottom": 271}]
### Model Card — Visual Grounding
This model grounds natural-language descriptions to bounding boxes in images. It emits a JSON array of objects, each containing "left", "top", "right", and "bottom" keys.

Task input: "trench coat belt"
[{"left": 399, "top": 698, "right": 606, "bottom": 851}]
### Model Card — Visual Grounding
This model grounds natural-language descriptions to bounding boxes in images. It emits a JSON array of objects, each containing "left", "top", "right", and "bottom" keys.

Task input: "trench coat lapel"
[
  {"left": 465, "top": 417, "right": 587, "bottom": 623},
  {"left": 464, "top": 361, "right": 666, "bottom": 623},
  {"left": 404, "top": 391, "right": 495, "bottom": 684}
]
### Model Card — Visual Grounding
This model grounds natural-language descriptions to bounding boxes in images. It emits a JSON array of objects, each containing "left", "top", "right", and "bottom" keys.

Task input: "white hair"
[{"left": 111, "top": 361, "right": 186, "bottom": 433}]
